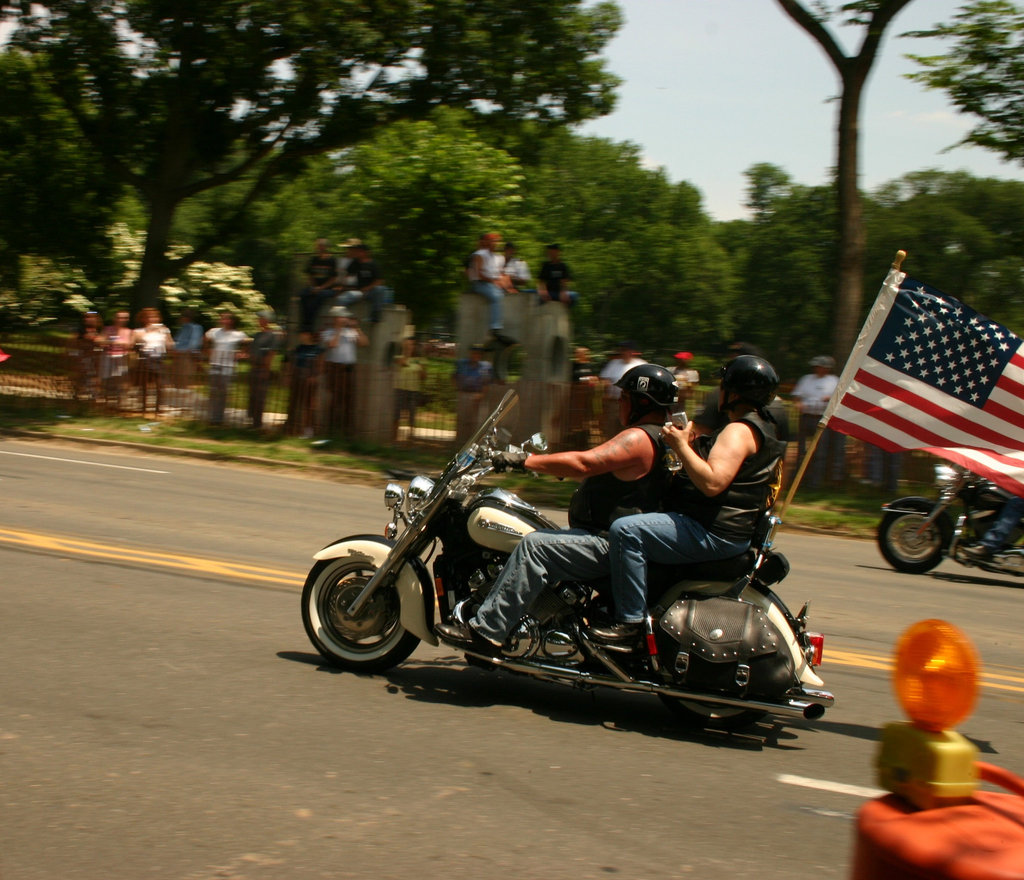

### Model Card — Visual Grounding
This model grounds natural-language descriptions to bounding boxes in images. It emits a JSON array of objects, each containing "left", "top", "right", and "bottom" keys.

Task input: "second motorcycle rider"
[{"left": 435, "top": 363, "right": 677, "bottom": 655}]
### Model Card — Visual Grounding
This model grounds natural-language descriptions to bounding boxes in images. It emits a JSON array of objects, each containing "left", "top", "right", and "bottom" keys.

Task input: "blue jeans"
[
  {"left": 471, "top": 280, "right": 504, "bottom": 330},
  {"left": 608, "top": 513, "right": 751, "bottom": 622},
  {"left": 471, "top": 529, "right": 611, "bottom": 643},
  {"left": 980, "top": 494, "right": 1024, "bottom": 551},
  {"left": 337, "top": 286, "right": 393, "bottom": 322}
]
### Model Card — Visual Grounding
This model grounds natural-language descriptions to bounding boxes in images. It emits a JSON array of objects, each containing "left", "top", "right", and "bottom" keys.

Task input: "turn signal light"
[
  {"left": 893, "top": 618, "right": 979, "bottom": 732},
  {"left": 807, "top": 632, "right": 824, "bottom": 667}
]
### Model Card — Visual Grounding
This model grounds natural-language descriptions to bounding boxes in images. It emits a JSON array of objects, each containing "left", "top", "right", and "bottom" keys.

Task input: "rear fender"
[
  {"left": 314, "top": 535, "right": 436, "bottom": 646},
  {"left": 738, "top": 586, "right": 825, "bottom": 689},
  {"left": 881, "top": 496, "right": 936, "bottom": 515}
]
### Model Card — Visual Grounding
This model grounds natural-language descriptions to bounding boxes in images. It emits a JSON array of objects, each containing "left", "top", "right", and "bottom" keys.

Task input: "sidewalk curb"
[{"left": 1, "top": 428, "right": 386, "bottom": 484}]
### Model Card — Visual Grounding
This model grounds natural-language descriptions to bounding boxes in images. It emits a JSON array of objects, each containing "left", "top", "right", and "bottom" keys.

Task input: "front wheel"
[
  {"left": 877, "top": 509, "right": 949, "bottom": 574},
  {"left": 302, "top": 555, "right": 419, "bottom": 673},
  {"left": 659, "top": 696, "right": 766, "bottom": 732}
]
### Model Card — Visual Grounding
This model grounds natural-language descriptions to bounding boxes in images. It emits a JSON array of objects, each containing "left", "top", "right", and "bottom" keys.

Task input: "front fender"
[{"left": 314, "top": 534, "right": 436, "bottom": 646}]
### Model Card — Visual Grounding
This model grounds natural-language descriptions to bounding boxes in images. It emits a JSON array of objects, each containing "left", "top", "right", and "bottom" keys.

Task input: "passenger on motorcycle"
[
  {"left": 435, "top": 364, "right": 677, "bottom": 655},
  {"left": 587, "top": 355, "right": 787, "bottom": 647}
]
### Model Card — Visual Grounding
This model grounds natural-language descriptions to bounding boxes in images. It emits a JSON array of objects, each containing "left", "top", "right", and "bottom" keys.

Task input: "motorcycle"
[
  {"left": 879, "top": 463, "right": 1024, "bottom": 576},
  {"left": 301, "top": 389, "right": 833, "bottom": 731}
]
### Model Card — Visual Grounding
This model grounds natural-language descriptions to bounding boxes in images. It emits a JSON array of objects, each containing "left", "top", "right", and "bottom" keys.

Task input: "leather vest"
[
  {"left": 568, "top": 423, "right": 668, "bottom": 534},
  {"left": 665, "top": 412, "right": 785, "bottom": 541}
]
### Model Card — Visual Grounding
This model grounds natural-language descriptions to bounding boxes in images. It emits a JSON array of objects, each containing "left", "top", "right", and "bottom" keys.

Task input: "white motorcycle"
[{"left": 301, "top": 390, "right": 833, "bottom": 730}]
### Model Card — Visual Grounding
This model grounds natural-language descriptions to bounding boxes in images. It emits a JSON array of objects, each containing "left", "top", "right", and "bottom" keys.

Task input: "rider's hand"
[{"left": 491, "top": 451, "right": 529, "bottom": 473}]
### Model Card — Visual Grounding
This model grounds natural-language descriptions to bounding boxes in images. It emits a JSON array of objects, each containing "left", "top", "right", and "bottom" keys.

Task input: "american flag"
[{"left": 822, "top": 266, "right": 1024, "bottom": 496}]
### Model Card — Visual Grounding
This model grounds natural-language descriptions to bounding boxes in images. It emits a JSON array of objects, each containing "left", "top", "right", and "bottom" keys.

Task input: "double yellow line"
[
  {"left": 0, "top": 526, "right": 304, "bottom": 588},
  {"left": 829, "top": 648, "right": 1024, "bottom": 696},
  {"left": 2, "top": 524, "right": 1023, "bottom": 696}
]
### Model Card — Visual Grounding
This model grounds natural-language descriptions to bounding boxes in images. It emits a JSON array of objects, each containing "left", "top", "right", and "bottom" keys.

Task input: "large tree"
[
  {"left": 906, "top": 0, "right": 1024, "bottom": 165},
  {"left": 775, "top": 0, "right": 915, "bottom": 362},
  {"left": 2, "top": 0, "right": 621, "bottom": 313}
]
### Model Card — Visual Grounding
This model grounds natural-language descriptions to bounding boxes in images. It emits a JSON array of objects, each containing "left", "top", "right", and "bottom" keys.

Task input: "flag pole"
[{"left": 777, "top": 250, "right": 908, "bottom": 520}]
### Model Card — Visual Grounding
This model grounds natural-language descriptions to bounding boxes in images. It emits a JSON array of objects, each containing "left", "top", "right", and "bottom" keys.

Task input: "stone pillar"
[{"left": 351, "top": 300, "right": 409, "bottom": 444}]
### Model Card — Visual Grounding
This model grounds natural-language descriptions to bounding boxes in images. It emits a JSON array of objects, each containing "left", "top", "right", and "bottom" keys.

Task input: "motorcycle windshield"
[{"left": 439, "top": 388, "right": 519, "bottom": 482}]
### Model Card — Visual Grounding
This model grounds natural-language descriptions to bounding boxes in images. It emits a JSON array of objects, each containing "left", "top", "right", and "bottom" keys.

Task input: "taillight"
[{"left": 807, "top": 632, "right": 824, "bottom": 667}]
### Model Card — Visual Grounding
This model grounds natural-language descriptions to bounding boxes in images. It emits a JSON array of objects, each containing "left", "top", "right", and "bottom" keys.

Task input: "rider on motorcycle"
[
  {"left": 587, "top": 355, "right": 787, "bottom": 646},
  {"left": 435, "top": 363, "right": 677, "bottom": 654}
]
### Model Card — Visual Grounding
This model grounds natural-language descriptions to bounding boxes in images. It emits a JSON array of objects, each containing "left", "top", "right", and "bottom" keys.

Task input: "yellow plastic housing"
[{"left": 876, "top": 721, "right": 979, "bottom": 810}]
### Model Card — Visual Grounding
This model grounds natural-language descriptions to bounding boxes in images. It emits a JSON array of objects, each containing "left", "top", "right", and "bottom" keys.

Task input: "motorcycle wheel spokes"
[
  {"left": 878, "top": 511, "right": 945, "bottom": 574},
  {"left": 302, "top": 556, "right": 419, "bottom": 672}
]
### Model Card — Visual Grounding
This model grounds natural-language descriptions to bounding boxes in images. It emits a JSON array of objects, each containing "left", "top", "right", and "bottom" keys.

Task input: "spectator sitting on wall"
[
  {"left": 300, "top": 238, "right": 338, "bottom": 333},
  {"left": 337, "top": 242, "right": 392, "bottom": 323},
  {"left": 468, "top": 233, "right": 515, "bottom": 347},
  {"left": 538, "top": 243, "right": 577, "bottom": 306},
  {"left": 497, "top": 242, "right": 534, "bottom": 294}
]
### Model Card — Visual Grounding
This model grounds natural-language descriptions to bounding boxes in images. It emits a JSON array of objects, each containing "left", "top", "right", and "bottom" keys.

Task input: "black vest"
[
  {"left": 665, "top": 412, "right": 785, "bottom": 541},
  {"left": 568, "top": 423, "right": 668, "bottom": 534}
]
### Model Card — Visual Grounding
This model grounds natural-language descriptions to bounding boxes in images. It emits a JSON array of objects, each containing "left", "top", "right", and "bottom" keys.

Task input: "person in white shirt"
[
  {"left": 320, "top": 305, "right": 368, "bottom": 436},
  {"left": 204, "top": 310, "right": 249, "bottom": 425},
  {"left": 468, "top": 232, "right": 514, "bottom": 346},
  {"left": 791, "top": 355, "right": 840, "bottom": 488}
]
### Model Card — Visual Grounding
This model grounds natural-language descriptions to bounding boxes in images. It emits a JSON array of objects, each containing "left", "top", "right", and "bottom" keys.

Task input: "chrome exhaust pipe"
[{"left": 461, "top": 650, "right": 835, "bottom": 720}]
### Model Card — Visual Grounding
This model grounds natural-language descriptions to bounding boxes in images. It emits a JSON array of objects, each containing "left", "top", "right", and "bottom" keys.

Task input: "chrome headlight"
[
  {"left": 384, "top": 482, "right": 405, "bottom": 510},
  {"left": 934, "top": 465, "right": 960, "bottom": 490},
  {"left": 407, "top": 475, "right": 436, "bottom": 510}
]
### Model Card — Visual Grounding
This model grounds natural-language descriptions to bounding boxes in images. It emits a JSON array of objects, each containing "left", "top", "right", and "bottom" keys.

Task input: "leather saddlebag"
[{"left": 659, "top": 596, "right": 796, "bottom": 698}]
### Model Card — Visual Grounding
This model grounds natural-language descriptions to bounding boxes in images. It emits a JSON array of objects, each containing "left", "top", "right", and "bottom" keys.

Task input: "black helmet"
[
  {"left": 615, "top": 363, "right": 678, "bottom": 407},
  {"left": 720, "top": 355, "right": 779, "bottom": 410}
]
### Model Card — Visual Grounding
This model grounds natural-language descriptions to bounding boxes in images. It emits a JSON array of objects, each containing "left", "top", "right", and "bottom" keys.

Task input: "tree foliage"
[
  {"left": 2, "top": 0, "right": 621, "bottom": 312},
  {"left": 906, "top": 0, "right": 1024, "bottom": 165}
]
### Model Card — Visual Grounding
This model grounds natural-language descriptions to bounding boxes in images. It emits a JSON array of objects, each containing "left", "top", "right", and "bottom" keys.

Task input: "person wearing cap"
[
  {"left": 320, "top": 305, "right": 368, "bottom": 436},
  {"left": 598, "top": 341, "right": 646, "bottom": 440},
  {"left": 248, "top": 309, "right": 283, "bottom": 430},
  {"left": 435, "top": 363, "right": 677, "bottom": 657},
  {"left": 791, "top": 354, "right": 840, "bottom": 488},
  {"left": 537, "top": 243, "right": 576, "bottom": 306},
  {"left": 467, "top": 233, "right": 514, "bottom": 346},
  {"left": 300, "top": 238, "right": 338, "bottom": 333}
]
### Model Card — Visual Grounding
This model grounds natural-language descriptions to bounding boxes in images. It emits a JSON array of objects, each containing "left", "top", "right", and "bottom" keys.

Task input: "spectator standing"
[
  {"left": 394, "top": 336, "right": 427, "bottom": 440},
  {"left": 538, "top": 243, "right": 577, "bottom": 306},
  {"left": 300, "top": 238, "right": 338, "bottom": 333},
  {"left": 204, "top": 310, "right": 249, "bottom": 426},
  {"left": 454, "top": 343, "right": 494, "bottom": 441},
  {"left": 98, "top": 309, "right": 134, "bottom": 408},
  {"left": 567, "top": 345, "right": 600, "bottom": 447},
  {"left": 599, "top": 341, "right": 646, "bottom": 440},
  {"left": 672, "top": 351, "right": 700, "bottom": 410},
  {"left": 320, "top": 306, "right": 368, "bottom": 436},
  {"left": 468, "top": 233, "right": 514, "bottom": 346},
  {"left": 791, "top": 355, "right": 840, "bottom": 489},
  {"left": 285, "top": 331, "right": 322, "bottom": 438},
  {"left": 69, "top": 310, "right": 103, "bottom": 401},
  {"left": 134, "top": 307, "right": 174, "bottom": 415},
  {"left": 248, "top": 309, "right": 283, "bottom": 430},
  {"left": 173, "top": 307, "right": 203, "bottom": 390}
]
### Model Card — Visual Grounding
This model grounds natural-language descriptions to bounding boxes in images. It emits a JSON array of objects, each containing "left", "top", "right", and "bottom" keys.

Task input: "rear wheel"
[
  {"left": 301, "top": 555, "right": 419, "bottom": 673},
  {"left": 877, "top": 510, "right": 948, "bottom": 574},
  {"left": 659, "top": 696, "right": 766, "bottom": 732}
]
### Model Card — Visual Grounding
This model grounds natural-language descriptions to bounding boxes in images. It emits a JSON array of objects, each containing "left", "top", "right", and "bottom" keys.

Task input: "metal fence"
[{"left": 0, "top": 332, "right": 936, "bottom": 489}]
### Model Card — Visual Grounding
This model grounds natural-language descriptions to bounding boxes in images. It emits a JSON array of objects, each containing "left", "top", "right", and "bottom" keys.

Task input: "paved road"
[{"left": 1, "top": 439, "right": 1022, "bottom": 880}]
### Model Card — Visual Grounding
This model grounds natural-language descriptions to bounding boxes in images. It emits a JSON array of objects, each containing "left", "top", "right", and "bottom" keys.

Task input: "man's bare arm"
[{"left": 525, "top": 428, "right": 655, "bottom": 481}]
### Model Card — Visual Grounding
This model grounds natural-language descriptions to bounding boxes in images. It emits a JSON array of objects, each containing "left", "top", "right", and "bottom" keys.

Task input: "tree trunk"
[
  {"left": 833, "top": 71, "right": 866, "bottom": 364},
  {"left": 132, "top": 198, "right": 176, "bottom": 315}
]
